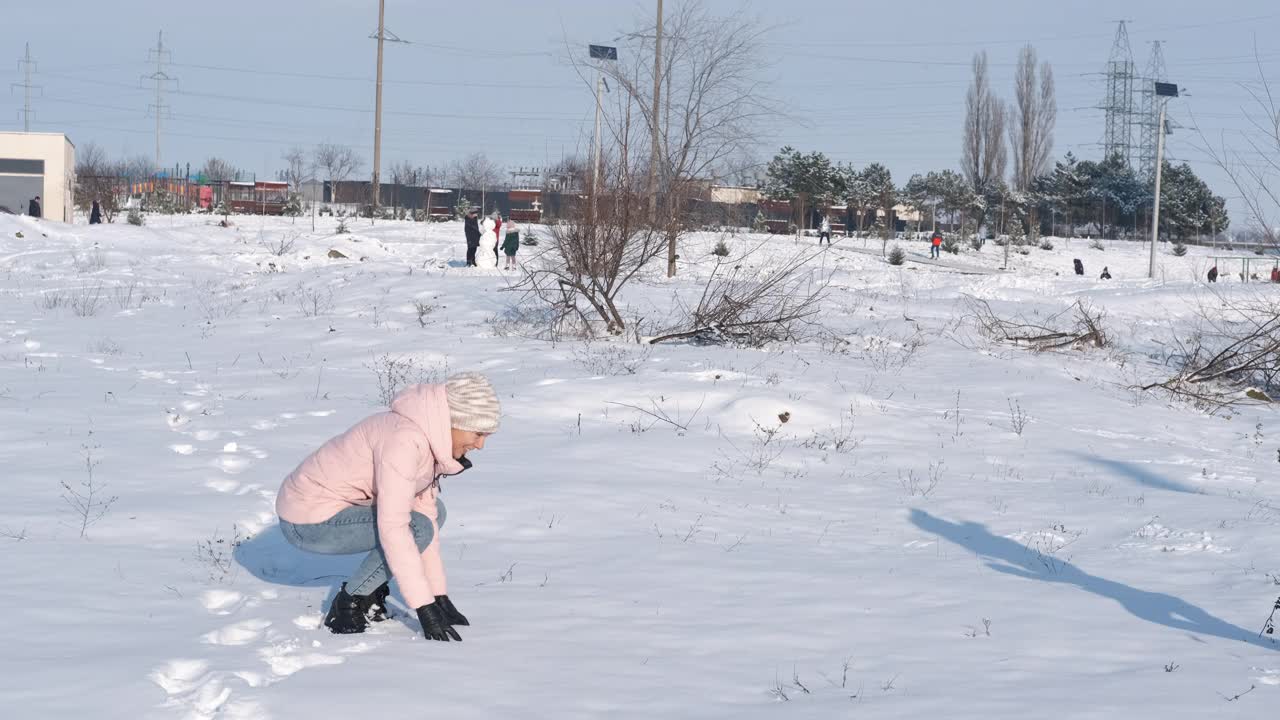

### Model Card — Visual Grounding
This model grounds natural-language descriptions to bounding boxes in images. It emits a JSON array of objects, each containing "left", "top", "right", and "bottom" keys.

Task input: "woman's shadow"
[
  {"left": 910, "top": 509, "right": 1277, "bottom": 651},
  {"left": 234, "top": 525, "right": 419, "bottom": 630}
]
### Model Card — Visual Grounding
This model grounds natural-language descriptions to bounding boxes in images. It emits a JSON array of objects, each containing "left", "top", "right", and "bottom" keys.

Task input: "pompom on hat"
[{"left": 445, "top": 372, "right": 500, "bottom": 433}]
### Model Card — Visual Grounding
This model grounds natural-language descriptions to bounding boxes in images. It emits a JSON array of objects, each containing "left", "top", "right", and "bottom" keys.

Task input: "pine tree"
[
  {"left": 887, "top": 245, "right": 906, "bottom": 265},
  {"left": 764, "top": 146, "right": 839, "bottom": 231}
]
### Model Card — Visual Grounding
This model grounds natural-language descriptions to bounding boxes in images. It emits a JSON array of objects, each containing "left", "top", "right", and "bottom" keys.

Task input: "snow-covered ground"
[{"left": 2, "top": 212, "right": 1278, "bottom": 719}]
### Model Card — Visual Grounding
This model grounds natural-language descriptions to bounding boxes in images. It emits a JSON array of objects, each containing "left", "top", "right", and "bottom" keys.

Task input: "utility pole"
[
  {"left": 143, "top": 32, "right": 176, "bottom": 172},
  {"left": 13, "top": 43, "right": 40, "bottom": 131},
  {"left": 1149, "top": 81, "right": 1179, "bottom": 279},
  {"left": 650, "top": 0, "right": 663, "bottom": 217},
  {"left": 587, "top": 45, "right": 617, "bottom": 226},
  {"left": 369, "top": 0, "right": 405, "bottom": 216}
]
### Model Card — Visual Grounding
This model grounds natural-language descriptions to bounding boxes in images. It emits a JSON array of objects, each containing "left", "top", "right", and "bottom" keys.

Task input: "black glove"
[
  {"left": 416, "top": 603, "right": 462, "bottom": 642},
  {"left": 434, "top": 594, "right": 470, "bottom": 626}
]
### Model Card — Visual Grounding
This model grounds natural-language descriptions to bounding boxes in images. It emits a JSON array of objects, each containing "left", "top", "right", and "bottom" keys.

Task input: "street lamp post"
[
  {"left": 588, "top": 44, "right": 617, "bottom": 225},
  {"left": 1149, "top": 81, "right": 1180, "bottom": 279}
]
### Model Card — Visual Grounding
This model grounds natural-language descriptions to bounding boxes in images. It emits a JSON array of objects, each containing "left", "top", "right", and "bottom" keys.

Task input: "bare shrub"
[
  {"left": 260, "top": 231, "right": 298, "bottom": 257},
  {"left": 965, "top": 296, "right": 1107, "bottom": 351},
  {"left": 649, "top": 244, "right": 829, "bottom": 347},
  {"left": 1141, "top": 293, "right": 1280, "bottom": 408},
  {"left": 366, "top": 354, "right": 447, "bottom": 406},
  {"left": 1007, "top": 398, "right": 1030, "bottom": 435},
  {"left": 858, "top": 326, "right": 928, "bottom": 372},
  {"left": 801, "top": 405, "right": 862, "bottom": 453},
  {"left": 61, "top": 444, "right": 117, "bottom": 539},
  {"left": 295, "top": 284, "right": 335, "bottom": 318},
  {"left": 413, "top": 300, "right": 438, "bottom": 328},
  {"left": 71, "top": 285, "right": 105, "bottom": 317},
  {"left": 38, "top": 291, "right": 69, "bottom": 311},
  {"left": 111, "top": 281, "right": 139, "bottom": 310},
  {"left": 71, "top": 247, "right": 106, "bottom": 274},
  {"left": 193, "top": 280, "right": 243, "bottom": 322},
  {"left": 88, "top": 337, "right": 123, "bottom": 355},
  {"left": 194, "top": 526, "right": 244, "bottom": 584},
  {"left": 515, "top": 188, "right": 668, "bottom": 337},
  {"left": 573, "top": 341, "right": 652, "bottom": 376},
  {"left": 900, "top": 462, "right": 944, "bottom": 497},
  {"left": 717, "top": 419, "right": 789, "bottom": 476}
]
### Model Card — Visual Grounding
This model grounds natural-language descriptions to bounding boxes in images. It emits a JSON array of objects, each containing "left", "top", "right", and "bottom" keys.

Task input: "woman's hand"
[
  {"left": 434, "top": 594, "right": 469, "bottom": 626},
  {"left": 416, "top": 603, "right": 462, "bottom": 642}
]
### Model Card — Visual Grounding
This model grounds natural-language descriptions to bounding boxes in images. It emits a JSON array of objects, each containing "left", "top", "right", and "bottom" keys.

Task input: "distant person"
[
  {"left": 502, "top": 220, "right": 521, "bottom": 270},
  {"left": 1073, "top": 258, "right": 1085, "bottom": 276},
  {"left": 818, "top": 216, "right": 831, "bottom": 245},
  {"left": 463, "top": 207, "right": 481, "bottom": 266},
  {"left": 1207, "top": 265, "right": 1219, "bottom": 283},
  {"left": 89, "top": 199, "right": 103, "bottom": 225},
  {"left": 28, "top": 195, "right": 41, "bottom": 219},
  {"left": 1271, "top": 266, "right": 1280, "bottom": 284},
  {"left": 1100, "top": 266, "right": 1112, "bottom": 280},
  {"left": 492, "top": 213, "right": 504, "bottom": 267},
  {"left": 930, "top": 230, "right": 943, "bottom": 259}
]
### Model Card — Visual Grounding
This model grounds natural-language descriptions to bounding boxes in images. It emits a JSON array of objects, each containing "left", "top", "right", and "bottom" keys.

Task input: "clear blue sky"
[{"left": 1, "top": 0, "right": 1276, "bottom": 221}]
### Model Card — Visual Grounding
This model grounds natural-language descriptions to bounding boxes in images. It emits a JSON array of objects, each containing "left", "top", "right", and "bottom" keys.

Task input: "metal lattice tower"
[
  {"left": 1102, "top": 21, "right": 1136, "bottom": 167},
  {"left": 1138, "top": 41, "right": 1168, "bottom": 183},
  {"left": 12, "top": 43, "right": 41, "bottom": 131},
  {"left": 142, "top": 31, "right": 177, "bottom": 171}
]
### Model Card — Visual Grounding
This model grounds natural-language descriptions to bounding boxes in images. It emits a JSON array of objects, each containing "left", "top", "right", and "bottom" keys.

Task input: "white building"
[{"left": 0, "top": 132, "right": 75, "bottom": 222}]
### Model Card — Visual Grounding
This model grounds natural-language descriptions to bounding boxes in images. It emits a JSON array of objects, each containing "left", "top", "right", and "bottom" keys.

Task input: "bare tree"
[
  {"left": 512, "top": 104, "right": 670, "bottom": 338},
  {"left": 542, "top": 155, "right": 587, "bottom": 194},
  {"left": 314, "top": 144, "right": 364, "bottom": 207},
  {"left": 1009, "top": 45, "right": 1056, "bottom": 192},
  {"left": 591, "top": 2, "right": 776, "bottom": 276},
  {"left": 1194, "top": 47, "right": 1278, "bottom": 247},
  {"left": 962, "top": 52, "right": 1008, "bottom": 190},
  {"left": 387, "top": 160, "right": 423, "bottom": 214},
  {"left": 280, "top": 147, "right": 309, "bottom": 193},
  {"left": 125, "top": 154, "right": 155, "bottom": 180},
  {"left": 200, "top": 157, "right": 240, "bottom": 184},
  {"left": 447, "top": 153, "right": 503, "bottom": 212},
  {"left": 74, "top": 142, "right": 126, "bottom": 222}
]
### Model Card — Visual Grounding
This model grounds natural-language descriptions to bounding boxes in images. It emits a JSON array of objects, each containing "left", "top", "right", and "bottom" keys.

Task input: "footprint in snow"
[
  {"left": 205, "top": 478, "right": 240, "bottom": 494},
  {"left": 201, "top": 589, "right": 246, "bottom": 615},
  {"left": 216, "top": 455, "right": 252, "bottom": 474},
  {"left": 203, "top": 619, "right": 272, "bottom": 647}
]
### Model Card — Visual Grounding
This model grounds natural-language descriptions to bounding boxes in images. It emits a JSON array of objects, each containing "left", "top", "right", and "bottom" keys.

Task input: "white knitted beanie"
[{"left": 445, "top": 372, "right": 501, "bottom": 433}]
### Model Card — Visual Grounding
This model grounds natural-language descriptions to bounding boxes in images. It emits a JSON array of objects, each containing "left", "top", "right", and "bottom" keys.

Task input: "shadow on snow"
[
  {"left": 910, "top": 509, "right": 1275, "bottom": 651},
  {"left": 1067, "top": 451, "right": 1202, "bottom": 495}
]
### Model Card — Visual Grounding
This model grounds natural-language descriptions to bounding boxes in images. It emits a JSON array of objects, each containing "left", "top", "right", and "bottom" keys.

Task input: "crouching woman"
[{"left": 275, "top": 372, "right": 499, "bottom": 642}]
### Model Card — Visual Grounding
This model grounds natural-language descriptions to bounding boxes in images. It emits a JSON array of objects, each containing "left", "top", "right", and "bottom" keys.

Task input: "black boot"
[
  {"left": 361, "top": 582, "right": 391, "bottom": 622},
  {"left": 324, "top": 583, "right": 369, "bottom": 634}
]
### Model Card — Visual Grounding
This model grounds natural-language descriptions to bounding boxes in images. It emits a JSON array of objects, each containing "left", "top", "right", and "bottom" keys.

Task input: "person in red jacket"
[
  {"left": 492, "top": 213, "right": 503, "bottom": 267},
  {"left": 930, "top": 230, "right": 943, "bottom": 259}
]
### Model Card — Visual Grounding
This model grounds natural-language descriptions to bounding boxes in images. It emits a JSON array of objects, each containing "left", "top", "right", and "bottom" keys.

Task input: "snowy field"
[{"left": 2, "top": 212, "right": 1279, "bottom": 719}]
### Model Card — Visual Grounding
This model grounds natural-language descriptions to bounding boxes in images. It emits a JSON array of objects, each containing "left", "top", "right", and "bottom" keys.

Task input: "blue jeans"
[{"left": 280, "top": 498, "right": 446, "bottom": 596}]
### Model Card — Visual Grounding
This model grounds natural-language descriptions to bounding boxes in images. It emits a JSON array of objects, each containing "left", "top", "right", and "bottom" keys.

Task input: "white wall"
[{"left": 0, "top": 132, "right": 75, "bottom": 222}]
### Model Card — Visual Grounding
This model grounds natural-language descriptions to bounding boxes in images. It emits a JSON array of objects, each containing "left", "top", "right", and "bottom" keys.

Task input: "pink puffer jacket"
[{"left": 276, "top": 384, "right": 464, "bottom": 608}]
